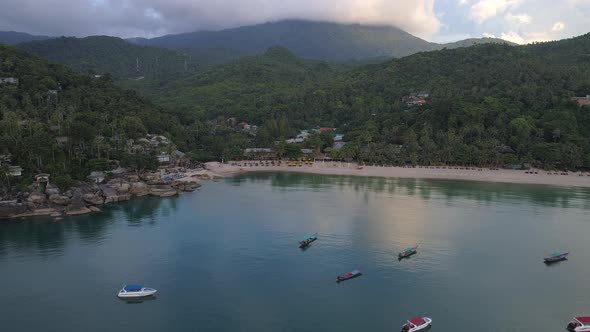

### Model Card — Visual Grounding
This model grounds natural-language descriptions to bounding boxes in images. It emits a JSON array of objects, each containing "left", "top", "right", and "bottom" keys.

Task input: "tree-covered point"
[{"left": 0, "top": 44, "right": 249, "bottom": 193}]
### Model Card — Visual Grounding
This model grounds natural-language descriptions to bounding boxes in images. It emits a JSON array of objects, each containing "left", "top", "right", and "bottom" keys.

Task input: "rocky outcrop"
[
  {"left": 1, "top": 170, "right": 204, "bottom": 219},
  {"left": 49, "top": 194, "right": 70, "bottom": 206},
  {"left": 27, "top": 192, "right": 46, "bottom": 205},
  {"left": 83, "top": 193, "right": 104, "bottom": 205},
  {"left": 172, "top": 181, "right": 201, "bottom": 192}
]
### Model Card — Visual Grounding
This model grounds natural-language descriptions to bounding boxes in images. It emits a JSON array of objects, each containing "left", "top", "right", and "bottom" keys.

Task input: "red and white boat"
[
  {"left": 401, "top": 317, "right": 432, "bottom": 331},
  {"left": 567, "top": 317, "right": 590, "bottom": 331}
]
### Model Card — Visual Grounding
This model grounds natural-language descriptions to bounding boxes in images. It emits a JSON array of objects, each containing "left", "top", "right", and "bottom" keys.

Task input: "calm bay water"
[{"left": 1, "top": 173, "right": 590, "bottom": 332}]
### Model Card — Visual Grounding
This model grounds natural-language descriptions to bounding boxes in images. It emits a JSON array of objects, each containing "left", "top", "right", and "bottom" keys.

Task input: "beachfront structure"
[
  {"left": 333, "top": 141, "right": 346, "bottom": 150},
  {"left": 572, "top": 95, "right": 590, "bottom": 106},
  {"left": 244, "top": 148, "right": 276, "bottom": 160}
]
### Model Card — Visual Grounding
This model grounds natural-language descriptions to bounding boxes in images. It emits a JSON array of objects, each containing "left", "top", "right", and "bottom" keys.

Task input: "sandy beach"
[{"left": 205, "top": 161, "right": 590, "bottom": 188}]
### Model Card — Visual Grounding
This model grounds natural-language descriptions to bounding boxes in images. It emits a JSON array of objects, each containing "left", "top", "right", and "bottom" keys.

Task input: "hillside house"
[
  {"left": 572, "top": 95, "right": 590, "bottom": 107},
  {"left": 157, "top": 153, "right": 171, "bottom": 164},
  {"left": 148, "top": 135, "right": 170, "bottom": 147},
  {"left": 55, "top": 136, "right": 69, "bottom": 147},
  {"left": 0, "top": 77, "right": 18, "bottom": 86},
  {"left": 8, "top": 166, "right": 23, "bottom": 177},
  {"left": 403, "top": 91, "right": 430, "bottom": 106}
]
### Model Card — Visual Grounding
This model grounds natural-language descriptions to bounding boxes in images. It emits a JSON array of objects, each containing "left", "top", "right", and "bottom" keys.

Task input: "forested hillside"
[
  {"left": 18, "top": 36, "right": 194, "bottom": 79},
  {"left": 126, "top": 39, "right": 590, "bottom": 169},
  {"left": 121, "top": 47, "right": 336, "bottom": 124}
]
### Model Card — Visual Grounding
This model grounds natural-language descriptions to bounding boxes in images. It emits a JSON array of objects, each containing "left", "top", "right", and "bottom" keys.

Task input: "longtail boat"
[
  {"left": 336, "top": 269, "right": 362, "bottom": 283},
  {"left": 299, "top": 233, "right": 318, "bottom": 248},
  {"left": 544, "top": 252, "right": 569, "bottom": 264},
  {"left": 399, "top": 246, "right": 418, "bottom": 260}
]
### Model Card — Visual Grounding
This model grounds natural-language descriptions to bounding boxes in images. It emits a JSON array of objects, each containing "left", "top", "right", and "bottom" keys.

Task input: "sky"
[{"left": 0, "top": 0, "right": 588, "bottom": 44}]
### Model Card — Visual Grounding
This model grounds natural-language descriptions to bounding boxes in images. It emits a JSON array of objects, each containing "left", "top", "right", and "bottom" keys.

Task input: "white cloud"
[
  {"left": 0, "top": 0, "right": 442, "bottom": 38},
  {"left": 504, "top": 12, "right": 532, "bottom": 24},
  {"left": 469, "top": 0, "right": 521, "bottom": 23},
  {"left": 482, "top": 32, "right": 497, "bottom": 38},
  {"left": 551, "top": 21, "right": 566, "bottom": 32},
  {"left": 499, "top": 30, "right": 525, "bottom": 43}
]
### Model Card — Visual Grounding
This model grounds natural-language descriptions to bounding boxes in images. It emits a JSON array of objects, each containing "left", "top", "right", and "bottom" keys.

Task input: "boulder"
[
  {"left": 45, "top": 184, "right": 60, "bottom": 195},
  {"left": 129, "top": 182, "right": 149, "bottom": 196},
  {"left": 83, "top": 193, "right": 104, "bottom": 205},
  {"left": 88, "top": 206, "right": 101, "bottom": 212},
  {"left": 27, "top": 192, "right": 47, "bottom": 205},
  {"left": 126, "top": 174, "right": 141, "bottom": 182},
  {"left": 149, "top": 185, "right": 178, "bottom": 197},
  {"left": 65, "top": 205, "right": 92, "bottom": 216},
  {"left": 100, "top": 185, "right": 131, "bottom": 204},
  {"left": 49, "top": 194, "right": 70, "bottom": 206},
  {"left": 107, "top": 179, "right": 131, "bottom": 194},
  {"left": 172, "top": 181, "right": 201, "bottom": 192}
]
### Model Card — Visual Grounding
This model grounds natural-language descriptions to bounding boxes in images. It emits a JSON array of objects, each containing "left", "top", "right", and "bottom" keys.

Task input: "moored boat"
[
  {"left": 544, "top": 252, "right": 569, "bottom": 264},
  {"left": 336, "top": 269, "right": 362, "bottom": 283},
  {"left": 299, "top": 233, "right": 318, "bottom": 248},
  {"left": 401, "top": 317, "right": 432, "bottom": 331},
  {"left": 399, "top": 246, "right": 418, "bottom": 260},
  {"left": 117, "top": 285, "right": 157, "bottom": 299},
  {"left": 567, "top": 317, "right": 590, "bottom": 331}
]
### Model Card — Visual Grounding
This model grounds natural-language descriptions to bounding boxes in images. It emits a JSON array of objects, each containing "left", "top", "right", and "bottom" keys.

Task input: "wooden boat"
[
  {"left": 299, "top": 233, "right": 318, "bottom": 248},
  {"left": 567, "top": 317, "right": 590, "bottom": 331},
  {"left": 336, "top": 269, "right": 362, "bottom": 283},
  {"left": 544, "top": 252, "right": 569, "bottom": 264},
  {"left": 399, "top": 246, "right": 418, "bottom": 259},
  {"left": 401, "top": 317, "right": 432, "bottom": 332}
]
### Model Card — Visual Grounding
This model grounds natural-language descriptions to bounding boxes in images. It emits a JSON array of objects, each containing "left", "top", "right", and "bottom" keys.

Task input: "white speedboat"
[
  {"left": 117, "top": 285, "right": 157, "bottom": 298},
  {"left": 401, "top": 317, "right": 432, "bottom": 331},
  {"left": 567, "top": 317, "right": 590, "bottom": 331}
]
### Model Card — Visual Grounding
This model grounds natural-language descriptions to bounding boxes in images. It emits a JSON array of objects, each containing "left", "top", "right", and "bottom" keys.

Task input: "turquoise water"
[{"left": 1, "top": 173, "right": 590, "bottom": 331}]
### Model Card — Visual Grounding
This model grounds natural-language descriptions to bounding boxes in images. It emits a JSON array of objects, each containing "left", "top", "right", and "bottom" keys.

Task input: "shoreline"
[{"left": 206, "top": 162, "right": 590, "bottom": 189}]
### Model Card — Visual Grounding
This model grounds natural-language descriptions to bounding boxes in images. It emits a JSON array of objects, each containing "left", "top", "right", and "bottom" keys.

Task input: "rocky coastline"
[{"left": 0, "top": 172, "right": 205, "bottom": 220}]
